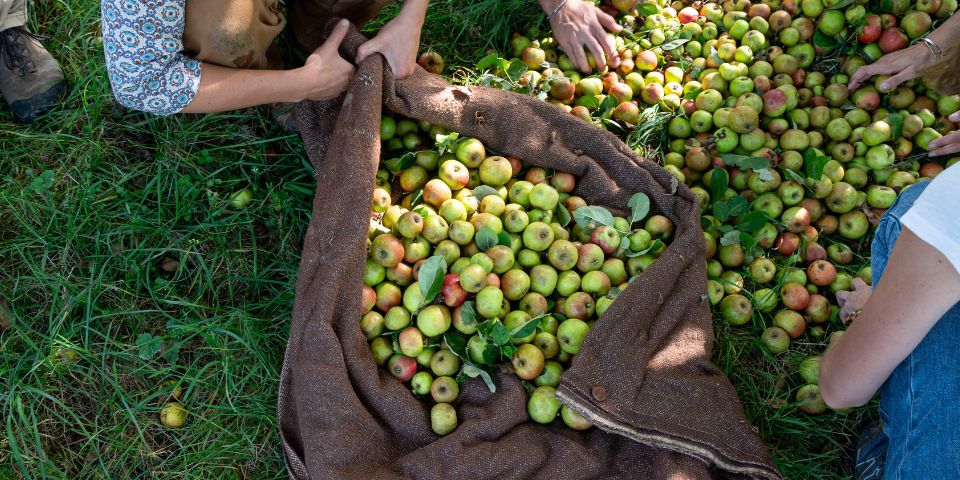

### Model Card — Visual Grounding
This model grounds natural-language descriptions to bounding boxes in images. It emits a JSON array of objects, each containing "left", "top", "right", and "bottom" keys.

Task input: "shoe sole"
[{"left": 10, "top": 81, "right": 66, "bottom": 123}]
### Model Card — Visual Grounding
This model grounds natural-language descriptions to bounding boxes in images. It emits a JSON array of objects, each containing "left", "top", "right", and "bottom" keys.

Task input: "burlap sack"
[{"left": 279, "top": 24, "right": 781, "bottom": 480}]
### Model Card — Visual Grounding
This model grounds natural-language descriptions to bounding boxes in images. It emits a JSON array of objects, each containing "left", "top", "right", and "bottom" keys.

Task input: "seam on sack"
[{"left": 556, "top": 388, "right": 781, "bottom": 480}]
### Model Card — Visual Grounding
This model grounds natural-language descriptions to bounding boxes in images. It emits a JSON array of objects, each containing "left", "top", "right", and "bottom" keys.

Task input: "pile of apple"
[
  {"left": 467, "top": 0, "right": 959, "bottom": 415},
  {"left": 364, "top": 117, "right": 673, "bottom": 434}
]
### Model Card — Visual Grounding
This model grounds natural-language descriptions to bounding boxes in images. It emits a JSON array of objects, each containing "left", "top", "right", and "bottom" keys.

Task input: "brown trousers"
[{"left": 183, "top": 0, "right": 389, "bottom": 70}]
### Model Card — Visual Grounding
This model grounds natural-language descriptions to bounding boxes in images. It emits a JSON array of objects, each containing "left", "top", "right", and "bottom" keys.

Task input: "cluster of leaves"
[{"left": 710, "top": 155, "right": 776, "bottom": 260}]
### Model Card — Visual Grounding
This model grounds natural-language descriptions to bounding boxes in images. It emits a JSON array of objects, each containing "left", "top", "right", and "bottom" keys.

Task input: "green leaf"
[
  {"left": 615, "top": 236, "right": 631, "bottom": 257},
  {"left": 435, "top": 132, "right": 460, "bottom": 155},
  {"left": 29, "top": 170, "right": 55, "bottom": 195},
  {"left": 476, "top": 53, "right": 501, "bottom": 71},
  {"left": 636, "top": 2, "right": 659, "bottom": 16},
  {"left": 737, "top": 211, "right": 769, "bottom": 233},
  {"left": 713, "top": 200, "right": 731, "bottom": 222},
  {"left": 461, "top": 364, "right": 497, "bottom": 393},
  {"left": 444, "top": 332, "right": 469, "bottom": 360},
  {"left": 720, "top": 154, "right": 771, "bottom": 171},
  {"left": 683, "top": 88, "right": 703, "bottom": 100},
  {"left": 739, "top": 232, "right": 757, "bottom": 250},
  {"left": 501, "top": 344, "right": 518, "bottom": 359},
  {"left": 660, "top": 38, "right": 690, "bottom": 51},
  {"left": 476, "top": 227, "right": 499, "bottom": 251},
  {"left": 719, "top": 229, "right": 742, "bottom": 246},
  {"left": 709, "top": 167, "right": 729, "bottom": 203},
  {"left": 481, "top": 343, "right": 498, "bottom": 364},
  {"left": 497, "top": 230, "right": 512, "bottom": 247},
  {"left": 783, "top": 168, "right": 807, "bottom": 186},
  {"left": 812, "top": 30, "right": 838, "bottom": 50},
  {"left": 727, "top": 195, "right": 750, "bottom": 217},
  {"left": 418, "top": 255, "right": 447, "bottom": 307},
  {"left": 573, "top": 205, "right": 615, "bottom": 229},
  {"left": 627, "top": 192, "right": 651, "bottom": 225},
  {"left": 510, "top": 315, "right": 542, "bottom": 339},
  {"left": 409, "top": 188, "right": 424, "bottom": 207},
  {"left": 625, "top": 239, "right": 664, "bottom": 257},
  {"left": 470, "top": 185, "right": 499, "bottom": 201},
  {"left": 803, "top": 148, "right": 830, "bottom": 181},
  {"left": 887, "top": 112, "right": 904, "bottom": 141},
  {"left": 458, "top": 301, "right": 480, "bottom": 331},
  {"left": 383, "top": 152, "right": 416, "bottom": 172},
  {"left": 597, "top": 94, "right": 618, "bottom": 116},
  {"left": 491, "top": 320, "right": 511, "bottom": 346},
  {"left": 507, "top": 59, "right": 528, "bottom": 80},
  {"left": 413, "top": 204, "right": 434, "bottom": 218},
  {"left": 163, "top": 342, "right": 181, "bottom": 364},
  {"left": 136, "top": 333, "right": 162, "bottom": 361},
  {"left": 576, "top": 95, "right": 601, "bottom": 109},
  {"left": 555, "top": 204, "right": 572, "bottom": 227}
]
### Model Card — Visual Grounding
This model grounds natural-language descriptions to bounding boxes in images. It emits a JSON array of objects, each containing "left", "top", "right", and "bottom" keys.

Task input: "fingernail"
[
  {"left": 339, "top": 19, "right": 349, "bottom": 26},
  {"left": 951, "top": 112, "right": 960, "bottom": 122},
  {"left": 880, "top": 82, "right": 890, "bottom": 90}
]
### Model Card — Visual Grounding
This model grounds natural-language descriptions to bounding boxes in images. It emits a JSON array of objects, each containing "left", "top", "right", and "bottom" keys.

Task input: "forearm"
[
  {"left": 928, "top": 12, "right": 960, "bottom": 47},
  {"left": 538, "top": 0, "right": 564, "bottom": 12},
  {"left": 397, "top": 0, "right": 428, "bottom": 27},
  {"left": 183, "top": 64, "right": 310, "bottom": 114}
]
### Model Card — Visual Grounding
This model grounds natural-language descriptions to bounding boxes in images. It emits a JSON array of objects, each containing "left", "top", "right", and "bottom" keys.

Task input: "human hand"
[
  {"left": 297, "top": 19, "right": 356, "bottom": 101},
  {"left": 356, "top": 6, "right": 423, "bottom": 79},
  {"left": 835, "top": 277, "right": 873, "bottom": 325},
  {"left": 544, "top": 0, "right": 623, "bottom": 73},
  {"left": 847, "top": 43, "right": 938, "bottom": 91},
  {"left": 926, "top": 111, "right": 960, "bottom": 156}
]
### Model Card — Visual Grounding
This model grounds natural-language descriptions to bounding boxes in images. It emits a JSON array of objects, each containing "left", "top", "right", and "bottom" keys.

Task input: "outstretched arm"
[
  {"left": 184, "top": 20, "right": 355, "bottom": 113},
  {"left": 820, "top": 228, "right": 960, "bottom": 409}
]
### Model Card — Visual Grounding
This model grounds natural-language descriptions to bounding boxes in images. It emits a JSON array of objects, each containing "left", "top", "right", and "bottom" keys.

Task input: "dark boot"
[{"left": 0, "top": 26, "right": 66, "bottom": 123}]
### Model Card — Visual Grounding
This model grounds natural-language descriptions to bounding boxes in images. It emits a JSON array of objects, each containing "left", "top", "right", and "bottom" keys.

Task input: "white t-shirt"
[{"left": 901, "top": 163, "right": 960, "bottom": 275}]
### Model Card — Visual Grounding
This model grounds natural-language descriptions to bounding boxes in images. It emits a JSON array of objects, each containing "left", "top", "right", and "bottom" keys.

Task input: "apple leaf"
[
  {"left": 803, "top": 148, "right": 830, "bottom": 181},
  {"left": 555, "top": 204, "right": 572, "bottom": 226},
  {"left": 627, "top": 192, "right": 651, "bottom": 225},
  {"left": 683, "top": 87, "right": 703, "bottom": 100},
  {"left": 597, "top": 95, "right": 619, "bottom": 117},
  {"left": 444, "top": 332, "right": 469, "bottom": 360},
  {"left": 782, "top": 168, "right": 807, "bottom": 187},
  {"left": 409, "top": 188, "right": 424, "bottom": 207},
  {"left": 435, "top": 132, "right": 459, "bottom": 155},
  {"left": 418, "top": 255, "right": 447, "bottom": 307},
  {"left": 383, "top": 152, "right": 416, "bottom": 172},
  {"left": 413, "top": 204, "right": 434, "bottom": 218},
  {"left": 576, "top": 95, "right": 601, "bottom": 109},
  {"left": 481, "top": 343, "right": 498, "bottom": 364},
  {"left": 812, "top": 30, "right": 838, "bottom": 50},
  {"left": 615, "top": 236, "right": 631, "bottom": 257},
  {"left": 727, "top": 195, "right": 750, "bottom": 217},
  {"left": 709, "top": 167, "right": 729, "bottom": 203},
  {"left": 476, "top": 227, "right": 499, "bottom": 251},
  {"left": 476, "top": 53, "right": 501, "bottom": 71},
  {"left": 720, "top": 229, "right": 742, "bottom": 246},
  {"left": 713, "top": 200, "right": 731, "bottom": 222},
  {"left": 458, "top": 301, "right": 480, "bottom": 331},
  {"left": 510, "top": 315, "right": 543, "bottom": 339},
  {"left": 719, "top": 154, "right": 772, "bottom": 171},
  {"left": 887, "top": 112, "right": 904, "bottom": 141},
  {"left": 625, "top": 239, "right": 664, "bottom": 257},
  {"left": 737, "top": 210, "right": 769, "bottom": 233},
  {"left": 497, "top": 230, "right": 512, "bottom": 247},
  {"left": 470, "top": 185, "right": 499, "bottom": 201},
  {"left": 573, "top": 205, "right": 615, "bottom": 230},
  {"left": 490, "top": 320, "right": 511, "bottom": 346},
  {"left": 136, "top": 333, "right": 162, "bottom": 361},
  {"left": 636, "top": 2, "right": 659, "bottom": 16},
  {"left": 506, "top": 59, "right": 528, "bottom": 80},
  {"left": 460, "top": 364, "right": 497, "bottom": 393},
  {"left": 660, "top": 38, "right": 690, "bottom": 52}
]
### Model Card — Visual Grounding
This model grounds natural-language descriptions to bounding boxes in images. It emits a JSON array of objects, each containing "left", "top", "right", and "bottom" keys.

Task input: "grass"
[{"left": 1, "top": 1, "right": 874, "bottom": 478}]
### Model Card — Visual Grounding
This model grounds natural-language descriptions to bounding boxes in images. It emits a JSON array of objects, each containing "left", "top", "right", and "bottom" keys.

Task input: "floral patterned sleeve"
[{"left": 101, "top": 0, "right": 201, "bottom": 115}]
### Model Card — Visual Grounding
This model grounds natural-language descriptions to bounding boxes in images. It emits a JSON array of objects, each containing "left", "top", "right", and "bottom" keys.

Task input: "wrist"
[
  {"left": 398, "top": 0, "right": 429, "bottom": 25},
  {"left": 538, "top": 0, "right": 563, "bottom": 13},
  {"left": 286, "top": 67, "right": 313, "bottom": 103}
]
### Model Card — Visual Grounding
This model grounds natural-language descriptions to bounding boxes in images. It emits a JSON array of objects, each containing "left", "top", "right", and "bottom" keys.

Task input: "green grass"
[{"left": 1, "top": 1, "right": 873, "bottom": 478}]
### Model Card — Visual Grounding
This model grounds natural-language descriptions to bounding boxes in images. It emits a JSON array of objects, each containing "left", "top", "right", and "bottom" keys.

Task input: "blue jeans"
[{"left": 867, "top": 180, "right": 960, "bottom": 479}]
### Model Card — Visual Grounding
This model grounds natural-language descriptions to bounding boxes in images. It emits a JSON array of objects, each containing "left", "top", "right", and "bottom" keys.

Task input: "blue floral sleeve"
[{"left": 101, "top": 0, "right": 202, "bottom": 115}]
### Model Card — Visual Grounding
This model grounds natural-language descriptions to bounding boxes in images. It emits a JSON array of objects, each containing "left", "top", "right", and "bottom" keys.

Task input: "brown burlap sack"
[{"left": 279, "top": 24, "right": 781, "bottom": 480}]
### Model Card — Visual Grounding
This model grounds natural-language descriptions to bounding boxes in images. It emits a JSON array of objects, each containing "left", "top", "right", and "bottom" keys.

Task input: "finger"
[
  {"left": 927, "top": 129, "right": 960, "bottom": 150},
  {"left": 594, "top": 27, "right": 619, "bottom": 68},
  {"left": 836, "top": 290, "right": 850, "bottom": 307},
  {"left": 565, "top": 40, "right": 590, "bottom": 73},
  {"left": 851, "top": 277, "right": 869, "bottom": 290},
  {"left": 950, "top": 111, "right": 960, "bottom": 122},
  {"left": 880, "top": 68, "right": 915, "bottom": 91},
  {"left": 596, "top": 8, "right": 622, "bottom": 32},
  {"left": 848, "top": 65, "right": 877, "bottom": 90},
  {"left": 321, "top": 19, "right": 351, "bottom": 55},
  {"left": 928, "top": 141, "right": 960, "bottom": 157},
  {"left": 585, "top": 36, "right": 607, "bottom": 72}
]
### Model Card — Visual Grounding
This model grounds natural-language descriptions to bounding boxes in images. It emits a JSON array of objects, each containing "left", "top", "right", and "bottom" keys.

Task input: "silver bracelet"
[
  {"left": 547, "top": 0, "right": 570, "bottom": 19},
  {"left": 919, "top": 37, "right": 944, "bottom": 59}
]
